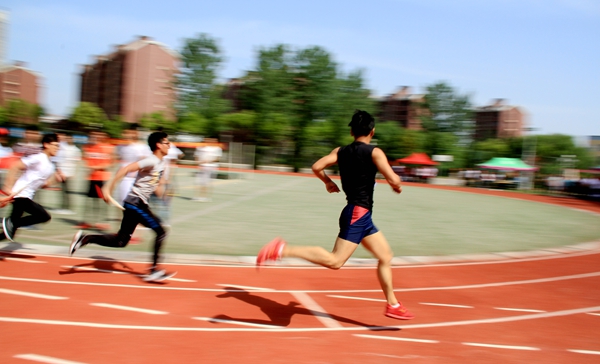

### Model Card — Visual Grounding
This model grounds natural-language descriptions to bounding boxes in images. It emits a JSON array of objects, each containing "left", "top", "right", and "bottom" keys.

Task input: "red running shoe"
[
  {"left": 384, "top": 302, "right": 415, "bottom": 320},
  {"left": 256, "top": 237, "right": 286, "bottom": 266}
]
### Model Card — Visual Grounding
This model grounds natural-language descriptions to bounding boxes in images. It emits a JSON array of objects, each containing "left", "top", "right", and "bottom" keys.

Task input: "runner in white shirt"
[
  {"left": 1, "top": 133, "right": 62, "bottom": 242},
  {"left": 69, "top": 132, "right": 173, "bottom": 283},
  {"left": 193, "top": 145, "right": 222, "bottom": 202}
]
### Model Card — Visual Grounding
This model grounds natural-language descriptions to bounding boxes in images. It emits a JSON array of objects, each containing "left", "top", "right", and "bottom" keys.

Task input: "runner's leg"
[
  {"left": 283, "top": 237, "right": 358, "bottom": 270},
  {"left": 361, "top": 231, "right": 398, "bottom": 305}
]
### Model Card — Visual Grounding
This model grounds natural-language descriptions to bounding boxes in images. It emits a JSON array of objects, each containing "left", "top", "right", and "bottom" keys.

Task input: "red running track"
[
  {"left": 1, "top": 248, "right": 600, "bottom": 363},
  {"left": 1, "top": 187, "right": 600, "bottom": 363}
]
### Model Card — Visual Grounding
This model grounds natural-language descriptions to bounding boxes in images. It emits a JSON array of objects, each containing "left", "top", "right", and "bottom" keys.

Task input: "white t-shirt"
[
  {"left": 13, "top": 152, "right": 56, "bottom": 199},
  {"left": 126, "top": 155, "right": 166, "bottom": 205},
  {"left": 195, "top": 146, "right": 222, "bottom": 167},
  {"left": 119, "top": 142, "right": 152, "bottom": 178},
  {"left": 55, "top": 142, "right": 82, "bottom": 178}
]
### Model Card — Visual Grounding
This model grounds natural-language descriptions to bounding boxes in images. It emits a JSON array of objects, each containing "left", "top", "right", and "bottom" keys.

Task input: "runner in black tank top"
[
  {"left": 338, "top": 141, "right": 377, "bottom": 210},
  {"left": 257, "top": 110, "right": 415, "bottom": 321}
]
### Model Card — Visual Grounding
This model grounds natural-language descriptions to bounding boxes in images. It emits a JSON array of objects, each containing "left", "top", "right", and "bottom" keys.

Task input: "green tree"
[
  {"left": 239, "top": 44, "right": 297, "bottom": 115},
  {"left": 373, "top": 121, "right": 404, "bottom": 160},
  {"left": 103, "top": 116, "right": 126, "bottom": 138},
  {"left": 398, "top": 128, "right": 426, "bottom": 157},
  {"left": 70, "top": 102, "right": 107, "bottom": 129},
  {"left": 5, "top": 99, "right": 41, "bottom": 125},
  {"left": 176, "top": 33, "right": 231, "bottom": 123},
  {"left": 535, "top": 134, "right": 594, "bottom": 173},
  {"left": 419, "top": 82, "right": 473, "bottom": 141},
  {"left": 0, "top": 106, "right": 7, "bottom": 125},
  {"left": 139, "top": 111, "right": 176, "bottom": 133},
  {"left": 178, "top": 112, "right": 209, "bottom": 135}
]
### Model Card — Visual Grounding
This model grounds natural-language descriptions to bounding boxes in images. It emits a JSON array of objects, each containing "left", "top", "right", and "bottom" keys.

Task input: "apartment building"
[
  {"left": 377, "top": 86, "right": 424, "bottom": 130},
  {"left": 0, "top": 61, "right": 40, "bottom": 106},
  {"left": 473, "top": 99, "right": 525, "bottom": 140},
  {"left": 80, "top": 36, "right": 179, "bottom": 123}
]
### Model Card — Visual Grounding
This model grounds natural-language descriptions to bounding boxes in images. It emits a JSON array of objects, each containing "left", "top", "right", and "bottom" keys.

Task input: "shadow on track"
[{"left": 212, "top": 287, "right": 399, "bottom": 331}]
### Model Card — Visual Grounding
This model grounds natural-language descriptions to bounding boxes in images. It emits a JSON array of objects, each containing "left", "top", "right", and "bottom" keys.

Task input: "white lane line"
[
  {"left": 495, "top": 307, "right": 546, "bottom": 313},
  {"left": 193, "top": 316, "right": 283, "bottom": 328},
  {"left": 162, "top": 277, "right": 196, "bottom": 283},
  {"left": 568, "top": 349, "right": 600, "bottom": 355},
  {"left": 291, "top": 292, "right": 342, "bottom": 328},
  {"left": 420, "top": 302, "right": 473, "bottom": 308},
  {"left": 355, "top": 334, "right": 439, "bottom": 343},
  {"left": 0, "top": 288, "right": 67, "bottom": 300},
  {"left": 217, "top": 284, "right": 275, "bottom": 291},
  {"left": 2, "top": 305, "right": 599, "bottom": 332},
  {"left": 327, "top": 295, "right": 385, "bottom": 302},
  {"left": 3, "top": 270, "right": 600, "bottom": 293},
  {"left": 463, "top": 342, "right": 540, "bottom": 351},
  {"left": 587, "top": 313, "right": 600, "bottom": 316},
  {"left": 13, "top": 354, "right": 86, "bottom": 364},
  {"left": 4, "top": 257, "right": 46, "bottom": 263},
  {"left": 90, "top": 303, "right": 168, "bottom": 315}
]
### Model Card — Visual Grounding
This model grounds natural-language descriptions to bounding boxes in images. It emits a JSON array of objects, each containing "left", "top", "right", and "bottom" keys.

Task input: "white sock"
[{"left": 391, "top": 303, "right": 400, "bottom": 308}]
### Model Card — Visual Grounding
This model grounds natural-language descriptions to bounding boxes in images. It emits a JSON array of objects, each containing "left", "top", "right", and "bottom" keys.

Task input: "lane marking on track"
[
  {"left": 0, "top": 288, "right": 67, "bottom": 300},
  {"left": 163, "top": 277, "right": 196, "bottom": 283},
  {"left": 586, "top": 313, "right": 600, "bottom": 316},
  {"left": 567, "top": 349, "right": 600, "bottom": 355},
  {"left": 355, "top": 334, "right": 439, "bottom": 343},
  {"left": 291, "top": 292, "right": 342, "bottom": 328},
  {"left": 217, "top": 284, "right": 275, "bottom": 291},
  {"left": 193, "top": 316, "right": 283, "bottom": 328},
  {"left": 89, "top": 303, "right": 168, "bottom": 315},
  {"left": 4, "top": 257, "right": 46, "bottom": 263},
  {"left": 327, "top": 295, "right": 385, "bottom": 302},
  {"left": 17, "top": 245, "right": 600, "bottom": 270},
  {"left": 495, "top": 307, "right": 546, "bottom": 313},
  {"left": 2, "top": 306, "right": 596, "bottom": 332},
  {"left": 463, "top": 342, "right": 540, "bottom": 351},
  {"left": 61, "top": 265, "right": 195, "bottom": 282},
  {"left": 13, "top": 354, "right": 86, "bottom": 364},
  {"left": 420, "top": 302, "right": 473, "bottom": 308},
  {"left": 3, "top": 270, "right": 600, "bottom": 293}
]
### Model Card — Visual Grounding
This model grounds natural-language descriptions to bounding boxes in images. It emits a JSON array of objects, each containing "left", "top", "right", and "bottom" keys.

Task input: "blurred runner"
[
  {"left": 69, "top": 131, "right": 173, "bottom": 282},
  {"left": 1, "top": 133, "right": 63, "bottom": 241}
]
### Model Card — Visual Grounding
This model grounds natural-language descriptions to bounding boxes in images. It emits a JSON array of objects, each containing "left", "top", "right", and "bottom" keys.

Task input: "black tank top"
[{"left": 337, "top": 141, "right": 377, "bottom": 210}]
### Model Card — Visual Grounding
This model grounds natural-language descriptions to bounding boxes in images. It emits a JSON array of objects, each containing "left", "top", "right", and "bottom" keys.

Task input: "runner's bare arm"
[
  {"left": 102, "top": 162, "right": 141, "bottom": 202},
  {"left": 372, "top": 148, "right": 402, "bottom": 194},
  {"left": 312, "top": 147, "right": 340, "bottom": 193}
]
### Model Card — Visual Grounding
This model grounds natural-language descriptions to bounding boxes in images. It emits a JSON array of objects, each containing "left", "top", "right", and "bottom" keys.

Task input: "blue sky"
[{"left": 3, "top": 0, "right": 599, "bottom": 137}]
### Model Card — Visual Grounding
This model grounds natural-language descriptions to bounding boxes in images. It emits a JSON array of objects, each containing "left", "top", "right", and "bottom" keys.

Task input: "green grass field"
[{"left": 4, "top": 166, "right": 600, "bottom": 258}]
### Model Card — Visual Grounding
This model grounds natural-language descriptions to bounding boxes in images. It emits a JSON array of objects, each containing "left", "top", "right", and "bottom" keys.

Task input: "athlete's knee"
[
  {"left": 378, "top": 249, "right": 394, "bottom": 265},
  {"left": 116, "top": 233, "right": 131, "bottom": 248},
  {"left": 41, "top": 211, "right": 51, "bottom": 223},
  {"left": 324, "top": 257, "right": 345, "bottom": 270}
]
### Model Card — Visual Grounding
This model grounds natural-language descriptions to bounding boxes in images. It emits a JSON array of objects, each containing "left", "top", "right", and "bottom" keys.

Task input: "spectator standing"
[{"left": 54, "top": 133, "right": 81, "bottom": 215}]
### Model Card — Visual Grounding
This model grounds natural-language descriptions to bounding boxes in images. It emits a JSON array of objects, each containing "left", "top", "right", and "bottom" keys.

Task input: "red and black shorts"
[{"left": 338, "top": 204, "right": 379, "bottom": 244}]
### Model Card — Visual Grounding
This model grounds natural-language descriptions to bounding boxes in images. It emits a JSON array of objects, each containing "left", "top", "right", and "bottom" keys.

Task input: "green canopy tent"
[{"left": 477, "top": 157, "right": 538, "bottom": 171}]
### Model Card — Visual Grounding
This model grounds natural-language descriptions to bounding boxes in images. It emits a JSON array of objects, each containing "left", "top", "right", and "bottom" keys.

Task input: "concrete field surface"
[{"left": 2, "top": 166, "right": 600, "bottom": 259}]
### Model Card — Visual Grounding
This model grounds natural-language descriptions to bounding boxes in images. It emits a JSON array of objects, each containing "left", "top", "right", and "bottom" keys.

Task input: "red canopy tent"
[{"left": 396, "top": 153, "right": 438, "bottom": 166}]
